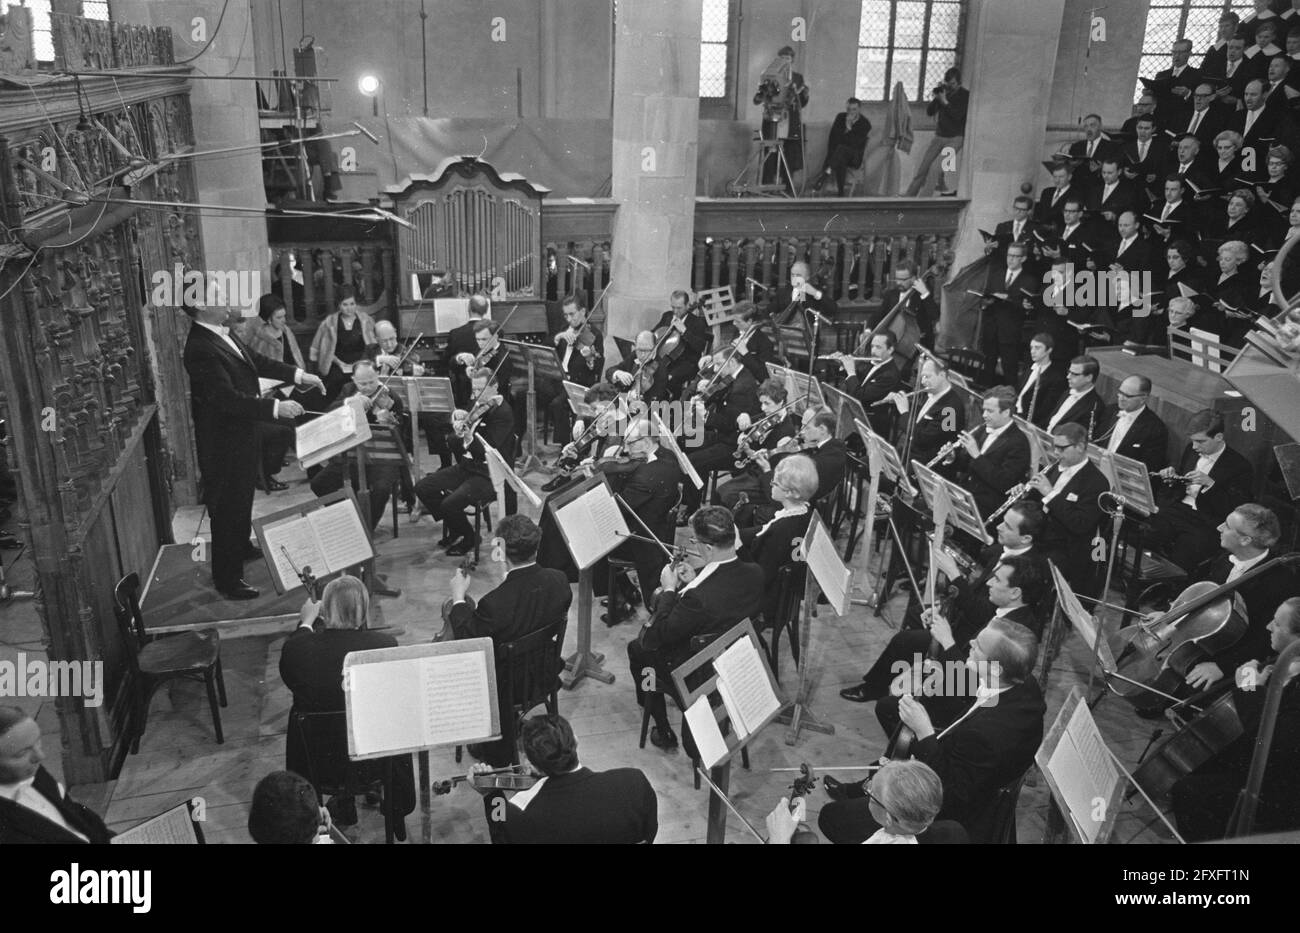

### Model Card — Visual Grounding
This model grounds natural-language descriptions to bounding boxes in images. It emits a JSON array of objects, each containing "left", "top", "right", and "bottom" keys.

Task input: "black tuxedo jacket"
[
  {"left": 639, "top": 558, "right": 766, "bottom": 664},
  {"left": 1016, "top": 361, "right": 1068, "bottom": 426},
  {"left": 982, "top": 266, "right": 1037, "bottom": 330},
  {"left": 443, "top": 320, "right": 481, "bottom": 406},
  {"left": 957, "top": 424, "right": 1032, "bottom": 520},
  {"left": 991, "top": 218, "right": 1041, "bottom": 265},
  {"left": 1178, "top": 104, "right": 1232, "bottom": 148},
  {"left": 0, "top": 766, "right": 113, "bottom": 844},
  {"left": 948, "top": 545, "right": 1047, "bottom": 645},
  {"left": 1088, "top": 178, "right": 1147, "bottom": 223},
  {"left": 1034, "top": 184, "right": 1077, "bottom": 228},
  {"left": 703, "top": 368, "right": 762, "bottom": 445},
  {"left": 911, "top": 388, "right": 966, "bottom": 467},
  {"left": 605, "top": 356, "right": 670, "bottom": 402},
  {"left": 1030, "top": 460, "right": 1109, "bottom": 565},
  {"left": 611, "top": 451, "right": 682, "bottom": 544},
  {"left": 495, "top": 767, "right": 658, "bottom": 844},
  {"left": 1045, "top": 388, "right": 1109, "bottom": 440},
  {"left": 1102, "top": 406, "right": 1169, "bottom": 472},
  {"left": 1156, "top": 443, "right": 1254, "bottom": 528},
  {"left": 1108, "top": 234, "right": 1156, "bottom": 274},
  {"left": 1231, "top": 106, "right": 1282, "bottom": 156},
  {"left": 779, "top": 437, "right": 848, "bottom": 504},
  {"left": 1206, "top": 551, "right": 1300, "bottom": 674},
  {"left": 450, "top": 397, "right": 516, "bottom": 478},
  {"left": 910, "top": 678, "right": 1046, "bottom": 841},
  {"left": 825, "top": 111, "right": 871, "bottom": 166},
  {"left": 845, "top": 358, "right": 901, "bottom": 436},
  {"left": 1067, "top": 137, "right": 1119, "bottom": 191},
  {"left": 182, "top": 323, "right": 298, "bottom": 506},
  {"left": 653, "top": 309, "right": 710, "bottom": 365},
  {"left": 873, "top": 286, "right": 937, "bottom": 347},
  {"left": 448, "top": 563, "right": 572, "bottom": 645},
  {"left": 1144, "top": 199, "right": 1198, "bottom": 245},
  {"left": 1122, "top": 138, "right": 1170, "bottom": 192},
  {"left": 556, "top": 326, "right": 605, "bottom": 387},
  {"left": 740, "top": 509, "right": 814, "bottom": 623},
  {"left": 1152, "top": 65, "right": 1201, "bottom": 125}
]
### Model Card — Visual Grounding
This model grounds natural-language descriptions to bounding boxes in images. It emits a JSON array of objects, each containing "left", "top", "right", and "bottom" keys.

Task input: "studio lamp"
[{"left": 358, "top": 73, "right": 382, "bottom": 117}]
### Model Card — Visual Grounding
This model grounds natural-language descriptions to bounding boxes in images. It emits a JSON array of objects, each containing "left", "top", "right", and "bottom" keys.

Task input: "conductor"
[{"left": 183, "top": 302, "right": 324, "bottom": 599}]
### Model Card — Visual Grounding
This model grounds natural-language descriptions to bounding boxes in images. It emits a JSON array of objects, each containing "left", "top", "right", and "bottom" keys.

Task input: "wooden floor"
[{"left": 43, "top": 458, "right": 1175, "bottom": 844}]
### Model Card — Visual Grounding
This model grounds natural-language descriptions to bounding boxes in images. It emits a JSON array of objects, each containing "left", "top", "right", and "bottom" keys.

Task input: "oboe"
[
  {"left": 924, "top": 437, "right": 962, "bottom": 468},
  {"left": 985, "top": 483, "right": 1030, "bottom": 527}
]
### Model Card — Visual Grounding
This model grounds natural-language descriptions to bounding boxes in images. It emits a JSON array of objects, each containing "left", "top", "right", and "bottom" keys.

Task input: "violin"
[
  {"left": 453, "top": 392, "right": 502, "bottom": 443},
  {"left": 431, "top": 764, "right": 540, "bottom": 796},
  {"left": 786, "top": 763, "right": 821, "bottom": 844},
  {"left": 556, "top": 398, "right": 621, "bottom": 471},
  {"left": 438, "top": 553, "right": 479, "bottom": 639}
]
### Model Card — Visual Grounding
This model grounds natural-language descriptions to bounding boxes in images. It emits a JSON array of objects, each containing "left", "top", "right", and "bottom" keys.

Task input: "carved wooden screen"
[
  {"left": 386, "top": 157, "right": 547, "bottom": 302},
  {"left": 0, "top": 69, "right": 200, "bottom": 782}
]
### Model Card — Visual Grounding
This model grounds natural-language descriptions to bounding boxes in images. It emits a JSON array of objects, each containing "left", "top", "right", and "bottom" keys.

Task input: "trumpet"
[{"left": 924, "top": 437, "right": 963, "bottom": 468}]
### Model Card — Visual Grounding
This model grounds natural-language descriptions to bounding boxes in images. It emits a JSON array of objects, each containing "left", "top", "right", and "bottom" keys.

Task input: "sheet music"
[
  {"left": 110, "top": 802, "right": 199, "bottom": 844},
  {"left": 263, "top": 515, "right": 329, "bottom": 591},
  {"left": 296, "top": 404, "right": 358, "bottom": 462},
  {"left": 346, "top": 661, "right": 423, "bottom": 756},
  {"left": 309, "top": 500, "right": 374, "bottom": 571},
  {"left": 1045, "top": 732, "right": 1102, "bottom": 843},
  {"left": 554, "top": 483, "right": 628, "bottom": 569},
  {"left": 684, "top": 696, "right": 730, "bottom": 769},
  {"left": 419, "top": 651, "right": 493, "bottom": 747},
  {"left": 1067, "top": 701, "right": 1120, "bottom": 795},
  {"left": 480, "top": 438, "right": 543, "bottom": 508},
  {"left": 712, "top": 636, "right": 781, "bottom": 735},
  {"left": 804, "top": 517, "right": 852, "bottom": 616},
  {"left": 652, "top": 412, "right": 703, "bottom": 489}
]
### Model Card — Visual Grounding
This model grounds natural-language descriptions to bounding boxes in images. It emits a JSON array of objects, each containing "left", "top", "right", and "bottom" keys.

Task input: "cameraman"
[
  {"left": 906, "top": 67, "right": 969, "bottom": 197},
  {"left": 756, "top": 45, "right": 810, "bottom": 193}
]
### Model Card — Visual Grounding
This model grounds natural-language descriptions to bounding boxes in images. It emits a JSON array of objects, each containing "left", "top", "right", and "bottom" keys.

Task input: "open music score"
[
  {"left": 551, "top": 476, "right": 630, "bottom": 570},
  {"left": 344, "top": 639, "right": 501, "bottom": 760},
  {"left": 1036, "top": 687, "right": 1125, "bottom": 845},
  {"left": 803, "top": 512, "right": 852, "bottom": 616},
  {"left": 479, "top": 433, "right": 543, "bottom": 509},
  {"left": 296, "top": 396, "right": 371, "bottom": 468},
  {"left": 256, "top": 495, "right": 374, "bottom": 595},
  {"left": 110, "top": 800, "right": 203, "bottom": 844}
]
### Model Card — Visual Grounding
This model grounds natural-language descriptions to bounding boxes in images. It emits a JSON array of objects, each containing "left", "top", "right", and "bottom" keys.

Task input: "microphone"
[
  {"left": 810, "top": 310, "right": 835, "bottom": 328},
  {"left": 745, "top": 277, "right": 770, "bottom": 292},
  {"left": 351, "top": 121, "right": 380, "bottom": 144}
]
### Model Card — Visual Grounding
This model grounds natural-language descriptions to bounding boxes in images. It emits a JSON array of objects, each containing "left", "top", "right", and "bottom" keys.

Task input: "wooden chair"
[
  {"left": 966, "top": 770, "right": 1030, "bottom": 844},
  {"left": 758, "top": 563, "right": 807, "bottom": 681},
  {"left": 113, "top": 573, "right": 226, "bottom": 753},
  {"left": 842, "top": 139, "right": 872, "bottom": 197},
  {"left": 291, "top": 709, "right": 401, "bottom": 844},
  {"left": 355, "top": 423, "right": 413, "bottom": 539},
  {"left": 455, "top": 616, "right": 567, "bottom": 764}
]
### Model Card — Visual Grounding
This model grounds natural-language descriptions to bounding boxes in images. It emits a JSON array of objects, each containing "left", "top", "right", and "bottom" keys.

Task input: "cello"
[
  {"left": 1129, "top": 684, "right": 1244, "bottom": 799},
  {"left": 1107, "top": 554, "right": 1300, "bottom": 707}
]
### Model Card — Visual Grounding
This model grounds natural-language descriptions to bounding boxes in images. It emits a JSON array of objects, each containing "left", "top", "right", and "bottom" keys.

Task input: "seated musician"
[
  {"left": 715, "top": 377, "right": 799, "bottom": 511},
  {"left": 308, "top": 360, "right": 409, "bottom": 532},
  {"left": 1143, "top": 409, "right": 1253, "bottom": 575},
  {"left": 541, "top": 382, "right": 625, "bottom": 493},
  {"left": 839, "top": 329, "right": 902, "bottom": 438},
  {"left": 0, "top": 706, "right": 113, "bottom": 844},
  {"left": 279, "top": 576, "right": 416, "bottom": 831},
  {"left": 768, "top": 759, "right": 946, "bottom": 845},
  {"left": 651, "top": 290, "right": 710, "bottom": 399},
  {"left": 729, "top": 299, "right": 780, "bottom": 369},
  {"left": 1171, "top": 596, "right": 1300, "bottom": 841},
  {"left": 248, "top": 770, "right": 334, "bottom": 844},
  {"left": 768, "top": 261, "right": 837, "bottom": 328},
  {"left": 844, "top": 544, "right": 1048, "bottom": 719},
  {"left": 736, "top": 453, "right": 817, "bottom": 632},
  {"left": 372, "top": 320, "right": 425, "bottom": 377},
  {"left": 513, "top": 293, "right": 603, "bottom": 447},
  {"left": 1022, "top": 421, "right": 1108, "bottom": 597},
  {"left": 742, "top": 407, "right": 846, "bottom": 527},
  {"left": 680, "top": 335, "right": 762, "bottom": 517},
  {"left": 412, "top": 367, "right": 515, "bottom": 556},
  {"left": 892, "top": 355, "right": 965, "bottom": 470},
  {"left": 1015, "top": 333, "right": 1066, "bottom": 428},
  {"left": 451, "top": 320, "right": 511, "bottom": 399},
  {"left": 627, "top": 506, "right": 765, "bottom": 751},
  {"left": 819, "top": 618, "right": 1046, "bottom": 844},
  {"left": 607, "top": 330, "right": 669, "bottom": 403},
  {"left": 444, "top": 514, "right": 572, "bottom": 767},
  {"left": 952, "top": 386, "right": 1031, "bottom": 522},
  {"left": 1043, "top": 354, "right": 1109, "bottom": 441},
  {"left": 1139, "top": 505, "right": 1299, "bottom": 710},
  {"left": 699, "top": 317, "right": 771, "bottom": 387},
  {"left": 470, "top": 714, "right": 658, "bottom": 844},
  {"left": 1100, "top": 375, "right": 1169, "bottom": 473}
]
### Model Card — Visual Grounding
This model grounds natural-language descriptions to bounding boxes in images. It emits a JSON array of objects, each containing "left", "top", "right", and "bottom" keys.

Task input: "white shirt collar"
[
  {"left": 1228, "top": 551, "right": 1268, "bottom": 577},
  {"left": 196, "top": 320, "right": 231, "bottom": 338},
  {"left": 680, "top": 555, "right": 738, "bottom": 594},
  {"left": 1001, "top": 544, "right": 1031, "bottom": 559}
]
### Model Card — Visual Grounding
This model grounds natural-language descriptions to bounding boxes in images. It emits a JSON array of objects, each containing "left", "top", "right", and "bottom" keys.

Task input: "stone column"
[
  {"left": 606, "top": 1, "right": 702, "bottom": 340},
  {"left": 953, "top": 0, "right": 1068, "bottom": 270}
]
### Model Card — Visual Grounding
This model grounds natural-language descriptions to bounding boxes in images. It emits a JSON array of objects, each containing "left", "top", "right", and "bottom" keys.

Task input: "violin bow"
[
  {"left": 694, "top": 767, "right": 768, "bottom": 844},
  {"left": 613, "top": 493, "right": 679, "bottom": 562},
  {"left": 388, "top": 331, "right": 424, "bottom": 373}
]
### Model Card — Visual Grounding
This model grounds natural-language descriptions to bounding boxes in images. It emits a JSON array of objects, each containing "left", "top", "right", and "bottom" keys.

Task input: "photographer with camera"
[
  {"left": 905, "top": 67, "right": 969, "bottom": 197},
  {"left": 755, "top": 45, "right": 810, "bottom": 194}
]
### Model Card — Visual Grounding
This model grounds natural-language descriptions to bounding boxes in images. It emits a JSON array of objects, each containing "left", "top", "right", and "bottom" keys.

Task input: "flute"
[{"left": 872, "top": 388, "right": 926, "bottom": 408}]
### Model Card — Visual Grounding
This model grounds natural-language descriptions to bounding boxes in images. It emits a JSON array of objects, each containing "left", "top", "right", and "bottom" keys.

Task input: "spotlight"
[{"left": 358, "top": 74, "right": 382, "bottom": 117}]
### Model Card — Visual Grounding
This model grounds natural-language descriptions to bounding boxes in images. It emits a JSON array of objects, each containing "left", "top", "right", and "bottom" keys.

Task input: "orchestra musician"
[
  {"left": 729, "top": 299, "right": 781, "bottom": 370},
  {"left": 769, "top": 261, "right": 837, "bottom": 328},
  {"left": 741, "top": 407, "right": 846, "bottom": 527},
  {"left": 952, "top": 386, "right": 1032, "bottom": 522},
  {"left": 607, "top": 331, "right": 670, "bottom": 403},
  {"left": 769, "top": 759, "right": 949, "bottom": 845},
  {"left": 839, "top": 330, "right": 903, "bottom": 438},
  {"left": 308, "top": 360, "right": 409, "bottom": 534},
  {"left": 626, "top": 506, "right": 765, "bottom": 752},
  {"left": 715, "top": 378, "right": 800, "bottom": 511},
  {"left": 1043, "top": 355, "right": 1109, "bottom": 441},
  {"left": 651, "top": 291, "right": 710, "bottom": 399},
  {"left": 444, "top": 515, "right": 572, "bottom": 767},
  {"left": 514, "top": 294, "right": 603, "bottom": 448},
  {"left": 897, "top": 356, "right": 965, "bottom": 470},
  {"left": 699, "top": 314, "right": 772, "bottom": 386},
  {"left": 182, "top": 301, "right": 324, "bottom": 600},
  {"left": 372, "top": 320, "right": 425, "bottom": 377},
  {"left": 1170, "top": 596, "right": 1300, "bottom": 841},
  {"left": 452, "top": 320, "right": 512, "bottom": 400},
  {"left": 679, "top": 331, "right": 763, "bottom": 517},
  {"left": 444, "top": 294, "right": 491, "bottom": 407},
  {"left": 470, "top": 714, "right": 659, "bottom": 845},
  {"left": 1100, "top": 375, "right": 1169, "bottom": 472},
  {"left": 872, "top": 260, "right": 937, "bottom": 353},
  {"left": 1143, "top": 409, "right": 1253, "bottom": 575},
  {"left": 736, "top": 453, "right": 816, "bottom": 635},
  {"left": 819, "top": 618, "right": 1046, "bottom": 844},
  {"left": 541, "top": 382, "right": 627, "bottom": 493},
  {"left": 1014, "top": 333, "right": 1067, "bottom": 427},
  {"left": 412, "top": 367, "right": 516, "bottom": 556},
  {"left": 1024, "top": 421, "right": 1110, "bottom": 597}
]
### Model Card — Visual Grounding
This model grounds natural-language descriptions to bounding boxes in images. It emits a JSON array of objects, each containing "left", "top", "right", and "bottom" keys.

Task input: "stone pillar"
[
  {"left": 115, "top": 0, "right": 268, "bottom": 308},
  {"left": 953, "top": 0, "right": 1068, "bottom": 270},
  {"left": 606, "top": 1, "right": 702, "bottom": 340}
]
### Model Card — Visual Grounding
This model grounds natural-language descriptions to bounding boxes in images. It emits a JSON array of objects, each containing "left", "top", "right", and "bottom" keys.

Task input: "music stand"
[
  {"left": 911, "top": 461, "right": 993, "bottom": 546},
  {"left": 778, "top": 324, "right": 812, "bottom": 370},
  {"left": 853, "top": 418, "right": 918, "bottom": 612},
  {"left": 252, "top": 487, "right": 376, "bottom": 597},
  {"left": 825, "top": 384, "right": 869, "bottom": 442},
  {"left": 1275, "top": 443, "right": 1300, "bottom": 503},
  {"left": 546, "top": 471, "right": 626, "bottom": 688},
  {"left": 383, "top": 375, "right": 454, "bottom": 479},
  {"left": 770, "top": 363, "right": 825, "bottom": 410},
  {"left": 563, "top": 380, "right": 596, "bottom": 421},
  {"left": 697, "top": 286, "right": 739, "bottom": 347},
  {"left": 500, "top": 338, "right": 564, "bottom": 475},
  {"left": 1015, "top": 416, "right": 1057, "bottom": 473},
  {"left": 1085, "top": 446, "right": 1155, "bottom": 516},
  {"left": 671, "top": 620, "right": 785, "bottom": 844}
]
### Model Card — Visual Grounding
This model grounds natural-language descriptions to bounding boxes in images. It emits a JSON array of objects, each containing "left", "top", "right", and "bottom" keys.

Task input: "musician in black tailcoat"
[
  {"left": 1099, "top": 375, "right": 1169, "bottom": 472},
  {"left": 715, "top": 378, "right": 799, "bottom": 511},
  {"left": 737, "top": 454, "right": 817, "bottom": 634},
  {"left": 767, "top": 261, "right": 838, "bottom": 329},
  {"left": 681, "top": 334, "right": 762, "bottom": 516},
  {"left": 182, "top": 303, "right": 324, "bottom": 600},
  {"left": 840, "top": 330, "right": 903, "bottom": 438},
  {"left": 870, "top": 260, "right": 937, "bottom": 352},
  {"left": 651, "top": 291, "right": 710, "bottom": 400},
  {"left": 1014, "top": 334, "right": 1068, "bottom": 426},
  {"left": 952, "top": 387, "right": 1032, "bottom": 522},
  {"left": 1024, "top": 422, "right": 1110, "bottom": 598},
  {"left": 978, "top": 243, "right": 1039, "bottom": 387},
  {"left": 903, "top": 356, "right": 966, "bottom": 471}
]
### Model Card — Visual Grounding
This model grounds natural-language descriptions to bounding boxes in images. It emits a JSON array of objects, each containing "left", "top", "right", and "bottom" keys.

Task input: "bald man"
[
  {"left": 607, "top": 330, "right": 670, "bottom": 402},
  {"left": 372, "top": 321, "right": 425, "bottom": 377}
]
